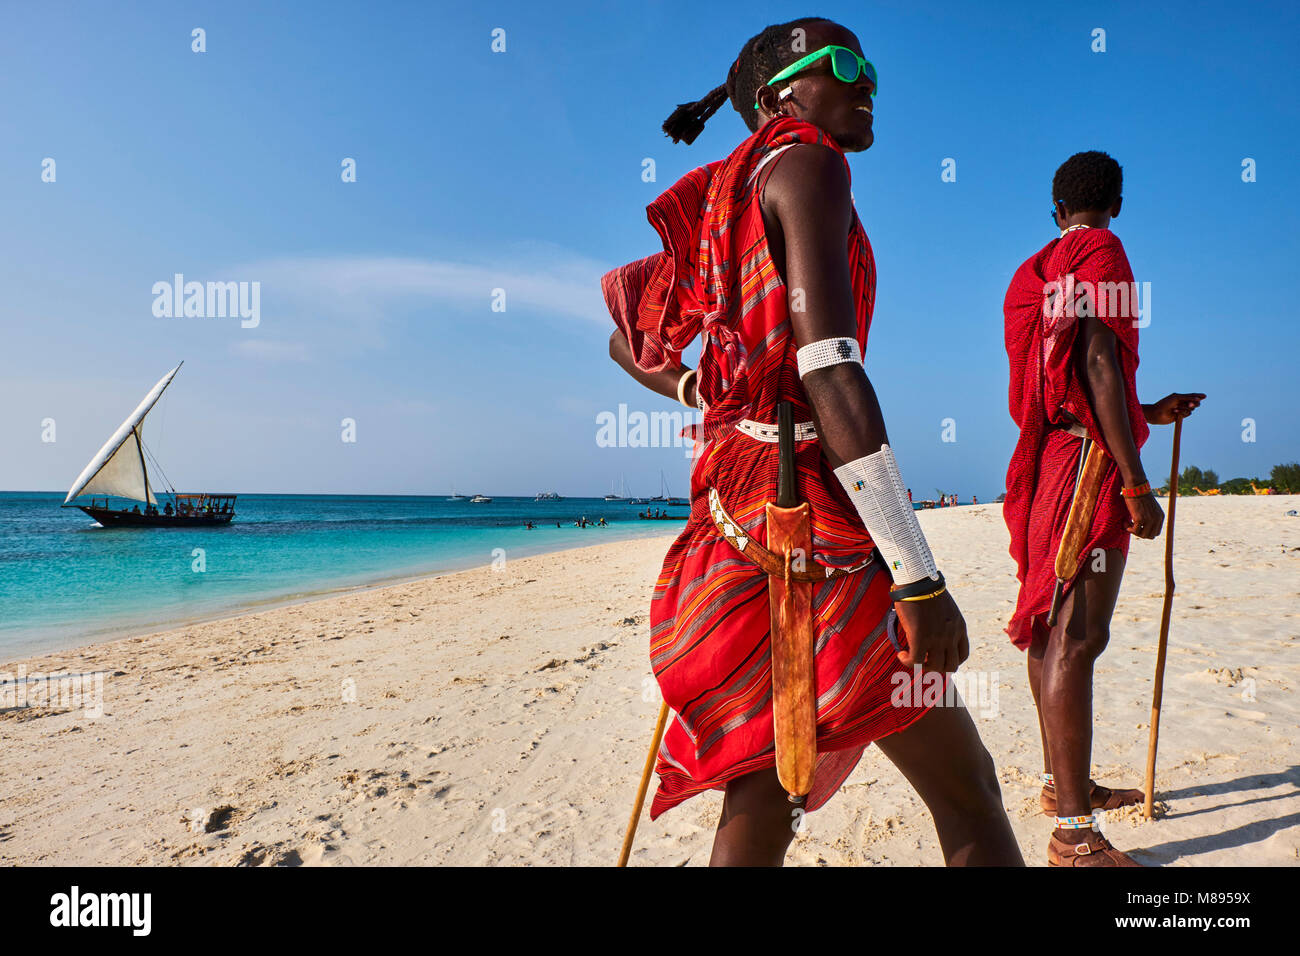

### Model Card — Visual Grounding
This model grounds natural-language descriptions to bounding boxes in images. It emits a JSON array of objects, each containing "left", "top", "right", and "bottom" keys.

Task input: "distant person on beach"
[
  {"left": 605, "top": 17, "right": 1020, "bottom": 866},
  {"left": 1003, "top": 149, "right": 1205, "bottom": 866}
]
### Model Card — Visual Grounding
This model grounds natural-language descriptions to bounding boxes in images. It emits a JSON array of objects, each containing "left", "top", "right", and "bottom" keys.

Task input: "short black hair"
[
  {"left": 1052, "top": 151, "right": 1123, "bottom": 213},
  {"left": 662, "top": 17, "right": 834, "bottom": 144}
]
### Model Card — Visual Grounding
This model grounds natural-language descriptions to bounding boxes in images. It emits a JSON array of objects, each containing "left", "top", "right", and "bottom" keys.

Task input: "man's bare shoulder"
[{"left": 762, "top": 143, "right": 851, "bottom": 221}]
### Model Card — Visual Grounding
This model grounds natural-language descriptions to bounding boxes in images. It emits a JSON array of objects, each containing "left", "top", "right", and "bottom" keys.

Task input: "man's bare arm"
[
  {"left": 1078, "top": 314, "right": 1164, "bottom": 538},
  {"left": 763, "top": 144, "right": 887, "bottom": 467},
  {"left": 608, "top": 329, "right": 695, "bottom": 406},
  {"left": 1077, "top": 315, "right": 1145, "bottom": 486},
  {"left": 765, "top": 143, "right": 967, "bottom": 671}
]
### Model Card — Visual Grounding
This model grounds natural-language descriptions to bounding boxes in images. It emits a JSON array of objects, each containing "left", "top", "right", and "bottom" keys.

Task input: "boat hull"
[{"left": 79, "top": 507, "right": 234, "bottom": 527}]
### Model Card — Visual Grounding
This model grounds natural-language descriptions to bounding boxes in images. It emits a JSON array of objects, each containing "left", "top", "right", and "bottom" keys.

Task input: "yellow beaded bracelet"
[{"left": 897, "top": 584, "right": 947, "bottom": 602}]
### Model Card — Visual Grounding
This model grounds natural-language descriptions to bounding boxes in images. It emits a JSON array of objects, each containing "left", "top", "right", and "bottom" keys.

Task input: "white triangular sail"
[{"left": 64, "top": 363, "right": 183, "bottom": 505}]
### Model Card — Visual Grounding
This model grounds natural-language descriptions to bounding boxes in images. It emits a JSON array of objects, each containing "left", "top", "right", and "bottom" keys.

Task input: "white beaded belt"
[
  {"left": 706, "top": 487, "right": 875, "bottom": 580},
  {"left": 735, "top": 418, "right": 818, "bottom": 442}
]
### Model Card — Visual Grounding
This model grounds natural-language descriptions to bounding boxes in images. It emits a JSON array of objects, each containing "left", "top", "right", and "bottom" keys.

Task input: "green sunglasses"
[{"left": 752, "top": 44, "right": 878, "bottom": 110}]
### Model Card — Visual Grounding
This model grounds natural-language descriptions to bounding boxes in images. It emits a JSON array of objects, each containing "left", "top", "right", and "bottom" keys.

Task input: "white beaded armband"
[
  {"left": 833, "top": 444, "right": 939, "bottom": 586},
  {"left": 795, "top": 337, "right": 862, "bottom": 379}
]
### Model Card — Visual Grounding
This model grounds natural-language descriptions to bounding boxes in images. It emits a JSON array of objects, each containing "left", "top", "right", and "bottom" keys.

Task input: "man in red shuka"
[
  {"left": 1003, "top": 151, "right": 1204, "bottom": 867},
  {"left": 607, "top": 17, "right": 1023, "bottom": 867}
]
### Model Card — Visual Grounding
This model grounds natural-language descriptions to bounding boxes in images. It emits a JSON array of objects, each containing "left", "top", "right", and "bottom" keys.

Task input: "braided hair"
[
  {"left": 662, "top": 17, "right": 834, "bottom": 144},
  {"left": 1052, "top": 151, "right": 1123, "bottom": 213}
]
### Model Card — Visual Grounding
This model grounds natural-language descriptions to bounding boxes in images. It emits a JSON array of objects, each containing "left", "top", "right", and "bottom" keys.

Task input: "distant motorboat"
[
  {"left": 469, "top": 494, "right": 492, "bottom": 503},
  {"left": 62, "top": 362, "right": 236, "bottom": 527},
  {"left": 447, "top": 485, "right": 466, "bottom": 501}
]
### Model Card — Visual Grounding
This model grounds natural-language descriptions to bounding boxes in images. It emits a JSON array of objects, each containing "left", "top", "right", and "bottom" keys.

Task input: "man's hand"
[
  {"left": 892, "top": 590, "right": 969, "bottom": 675},
  {"left": 1145, "top": 392, "right": 1206, "bottom": 425},
  {"left": 1125, "top": 493, "right": 1165, "bottom": 539}
]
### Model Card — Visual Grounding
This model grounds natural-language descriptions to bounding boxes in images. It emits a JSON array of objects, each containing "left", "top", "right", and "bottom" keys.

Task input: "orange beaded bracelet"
[{"left": 1121, "top": 481, "right": 1151, "bottom": 498}]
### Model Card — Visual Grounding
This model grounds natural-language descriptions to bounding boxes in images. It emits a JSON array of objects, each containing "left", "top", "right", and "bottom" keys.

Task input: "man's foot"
[
  {"left": 1040, "top": 779, "right": 1144, "bottom": 816},
  {"left": 1047, "top": 829, "right": 1143, "bottom": 867}
]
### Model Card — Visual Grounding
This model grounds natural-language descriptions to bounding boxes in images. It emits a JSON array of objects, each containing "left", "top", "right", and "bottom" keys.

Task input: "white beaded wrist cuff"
[
  {"left": 834, "top": 444, "right": 939, "bottom": 585},
  {"left": 795, "top": 337, "right": 862, "bottom": 379}
]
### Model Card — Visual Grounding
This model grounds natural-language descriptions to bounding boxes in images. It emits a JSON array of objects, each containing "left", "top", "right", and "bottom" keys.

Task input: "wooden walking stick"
[
  {"left": 1143, "top": 415, "right": 1183, "bottom": 818},
  {"left": 616, "top": 700, "right": 669, "bottom": 866}
]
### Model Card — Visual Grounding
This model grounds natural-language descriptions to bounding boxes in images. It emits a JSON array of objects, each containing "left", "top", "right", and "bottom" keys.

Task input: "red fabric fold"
[
  {"left": 599, "top": 161, "right": 720, "bottom": 374},
  {"left": 1003, "top": 228, "right": 1149, "bottom": 648},
  {"left": 601, "top": 117, "right": 862, "bottom": 445}
]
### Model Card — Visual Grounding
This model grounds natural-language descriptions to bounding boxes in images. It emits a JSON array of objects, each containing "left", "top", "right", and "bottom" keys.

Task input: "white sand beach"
[{"left": 2, "top": 496, "right": 1297, "bottom": 866}]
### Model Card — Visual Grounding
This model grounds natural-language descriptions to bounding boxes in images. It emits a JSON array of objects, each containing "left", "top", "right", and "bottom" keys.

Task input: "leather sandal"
[
  {"left": 1048, "top": 829, "right": 1143, "bottom": 867},
  {"left": 1040, "top": 779, "right": 1144, "bottom": 816}
]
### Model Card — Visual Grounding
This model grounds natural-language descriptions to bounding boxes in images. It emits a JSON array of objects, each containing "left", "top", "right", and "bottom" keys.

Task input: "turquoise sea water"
[{"left": 0, "top": 492, "right": 685, "bottom": 659}]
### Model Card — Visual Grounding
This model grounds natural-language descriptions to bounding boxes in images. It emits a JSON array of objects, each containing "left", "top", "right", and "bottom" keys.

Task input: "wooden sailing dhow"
[{"left": 62, "top": 362, "right": 236, "bottom": 527}]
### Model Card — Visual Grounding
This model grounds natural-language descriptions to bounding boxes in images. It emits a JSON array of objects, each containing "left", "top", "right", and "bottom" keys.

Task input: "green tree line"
[{"left": 1168, "top": 462, "right": 1300, "bottom": 495}]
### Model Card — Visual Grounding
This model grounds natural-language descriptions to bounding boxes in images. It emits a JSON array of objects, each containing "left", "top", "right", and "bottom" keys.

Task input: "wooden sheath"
[
  {"left": 767, "top": 501, "right": 816, "bottom": 798},
  {"left": 1047, "top": 439, "right": 1110, "bottom": 624},
  {"left": 767, "top": 401, "right": 816, "bottom": 799}
]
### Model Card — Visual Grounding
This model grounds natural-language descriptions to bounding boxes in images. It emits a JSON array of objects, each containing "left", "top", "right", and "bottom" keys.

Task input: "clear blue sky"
[{"left": 2, "top": 0, "right": 1296, "bottom": 498}]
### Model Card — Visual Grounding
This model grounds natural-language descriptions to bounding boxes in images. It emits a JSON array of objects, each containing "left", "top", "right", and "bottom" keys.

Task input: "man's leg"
[
  {"left": 875, "top": 703, "right": 1025, "bottom": 865},
  {"left": 709, "top": 766, "right": 799, "bottom": 866},
  {"left": 1040, "top": 547, "right": 1125, "bottom": 835},
  {"left": 1027, "top": 635, "right": 1051, "bottom": 780}
]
